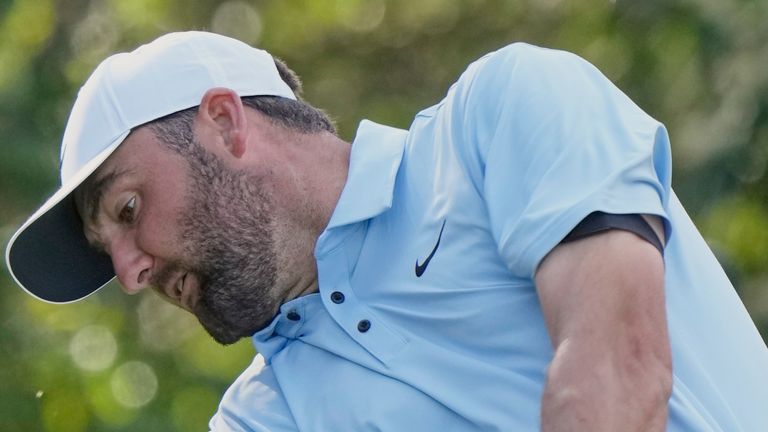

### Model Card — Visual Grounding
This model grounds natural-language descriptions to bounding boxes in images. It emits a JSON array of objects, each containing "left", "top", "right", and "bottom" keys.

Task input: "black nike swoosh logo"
[{"left": 415, "top": 220, "right": 446, "bottom": 277}]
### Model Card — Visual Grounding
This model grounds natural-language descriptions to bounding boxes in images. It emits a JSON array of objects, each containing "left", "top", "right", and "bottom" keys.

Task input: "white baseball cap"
[{"left": 5, "top": 31, "right": 296, "bottom": 303}]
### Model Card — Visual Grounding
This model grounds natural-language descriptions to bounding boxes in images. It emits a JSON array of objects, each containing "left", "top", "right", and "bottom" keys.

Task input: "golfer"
[{"left": 6, "top": 31, "right": 768, "bottom": 431}]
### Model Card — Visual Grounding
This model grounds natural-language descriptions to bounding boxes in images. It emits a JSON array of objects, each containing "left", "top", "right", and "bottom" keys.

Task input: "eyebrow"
[{"left": 83, "top": 169, "right": 129, "bottom": 225}]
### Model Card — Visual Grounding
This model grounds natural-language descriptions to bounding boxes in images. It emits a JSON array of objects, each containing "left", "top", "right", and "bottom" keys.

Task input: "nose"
[{"left": 108, "top": 232, "right": 153, "bottom": 294}]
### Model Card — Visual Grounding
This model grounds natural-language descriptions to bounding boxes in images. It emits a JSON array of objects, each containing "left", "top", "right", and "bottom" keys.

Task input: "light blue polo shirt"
[{"left": 210, "top": 43, "right": 768, "bottom": 431}]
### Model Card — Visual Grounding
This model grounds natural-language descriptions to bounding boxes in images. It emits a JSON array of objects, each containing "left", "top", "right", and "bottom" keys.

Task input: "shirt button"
[
  {"left": 357, "top": 319, "right": 371, "bottom": 333},
  {"left": 330, "top": 291, "right": 345, "bottom": 304},
  {"left": 286, "top": 310, "right": 301, "bottom": 321}
]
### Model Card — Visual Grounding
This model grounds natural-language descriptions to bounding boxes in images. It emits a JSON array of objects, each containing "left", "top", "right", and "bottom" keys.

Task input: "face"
[{"left": 77, "top": 127, "right": 284, "bottom": 345}]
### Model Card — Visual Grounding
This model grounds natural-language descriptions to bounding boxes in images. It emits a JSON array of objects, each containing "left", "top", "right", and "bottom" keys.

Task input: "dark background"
[{"left": 1, "top": 0, "right": 766, "bottom": 430}]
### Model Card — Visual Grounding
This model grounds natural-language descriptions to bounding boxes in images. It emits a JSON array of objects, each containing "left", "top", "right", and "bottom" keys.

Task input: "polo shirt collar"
[
  {"left": 325, "top": 120, "right": 408, "bottom": 230},
  {"left": 252, "top": 120, "right": 407, "bottom": 358}
]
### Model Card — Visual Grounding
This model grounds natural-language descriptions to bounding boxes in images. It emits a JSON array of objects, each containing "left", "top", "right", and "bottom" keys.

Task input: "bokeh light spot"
[
  {"left": 110, "top": 361, "right": 158, "bottom": 408},
  {"left": 69, "top": 325, "right": 118, "bottom": 372},
  {"left": 211, "top": 1, "right": 262, "bottom": 45},
  {"left": 87, "top": 375, "right": 136, "bottom": 427},
  {"left": 339, "top": 0, "right": 386, "bottom": 33}
]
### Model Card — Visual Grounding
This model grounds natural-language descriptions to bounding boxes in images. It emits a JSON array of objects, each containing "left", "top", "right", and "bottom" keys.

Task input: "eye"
[{"left": 118, "top": 196, "right": 137, "bottom": 224}]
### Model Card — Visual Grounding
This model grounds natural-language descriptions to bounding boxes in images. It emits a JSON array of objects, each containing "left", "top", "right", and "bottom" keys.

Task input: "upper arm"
[
  {"left": 534, "top": 227, "right": 672, "bottom": 431},
  {"left": 534, "top": 223, "right": 669, "bottom": 354}
]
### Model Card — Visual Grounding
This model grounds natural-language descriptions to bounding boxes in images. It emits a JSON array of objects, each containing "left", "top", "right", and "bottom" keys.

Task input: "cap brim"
[{"left": 5, "top": 131, "right": 129, "bottom": 303}]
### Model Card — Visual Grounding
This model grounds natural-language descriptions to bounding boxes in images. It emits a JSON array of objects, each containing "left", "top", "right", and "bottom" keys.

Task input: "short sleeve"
[
  {"left": 209, "top": 354, "right": 298, "bottom": 432},
  {"left": 463, "top": 43, "right": 672, "bottom": 278}
]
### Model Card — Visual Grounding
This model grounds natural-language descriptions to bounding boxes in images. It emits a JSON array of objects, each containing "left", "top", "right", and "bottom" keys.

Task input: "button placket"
[{"left": 316, "top": 228, "right": 407, "bottom": 362}]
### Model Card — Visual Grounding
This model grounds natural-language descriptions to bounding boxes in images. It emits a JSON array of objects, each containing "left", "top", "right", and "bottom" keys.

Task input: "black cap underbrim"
[{"left": 7, "top": 194, "right": 114, "bottom": 303}]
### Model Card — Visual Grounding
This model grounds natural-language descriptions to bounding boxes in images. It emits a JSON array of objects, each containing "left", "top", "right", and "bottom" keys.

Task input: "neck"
[
  {"left": 270, "top": 130, "right": 351, "bottom": 304},
  {"left": 294, "top": 130, "right": 351, "bottom": 237}
]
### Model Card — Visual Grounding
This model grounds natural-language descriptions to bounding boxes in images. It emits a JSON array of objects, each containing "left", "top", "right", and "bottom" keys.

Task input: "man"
[{"left": 6, "top": 31, "right": 767, "bottom": 431}]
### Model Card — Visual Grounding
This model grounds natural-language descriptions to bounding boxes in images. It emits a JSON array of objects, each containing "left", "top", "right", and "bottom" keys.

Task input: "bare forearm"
[{"left": 541, "top": 339, "right": 672, "bottom": 432}]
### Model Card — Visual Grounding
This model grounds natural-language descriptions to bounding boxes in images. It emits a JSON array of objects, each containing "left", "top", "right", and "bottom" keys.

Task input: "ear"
[{"left": 196, "top": 88, "right": 248, "bottom": 159}]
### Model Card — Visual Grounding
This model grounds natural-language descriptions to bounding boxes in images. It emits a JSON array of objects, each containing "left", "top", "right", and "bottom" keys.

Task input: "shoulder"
[
  {"left": 209, "top": 354, "right": 298, "bottom": 432},
  {"left": 453, "top": 42, "right": 595, "bottom": 96},
  {"left": 433, "top": 42, "right": 629, "bottom": 146},
  {"left": 465, "top": 42, "right": 625, "bottom": 114},
  {"left": 417, "top": 42, "right": 604, "bottom": 122}
]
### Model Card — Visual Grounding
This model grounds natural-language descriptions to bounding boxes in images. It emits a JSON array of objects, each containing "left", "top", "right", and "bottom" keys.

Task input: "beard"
[{"left": 174, "top": 143, "right": 282, "bottom": 345}]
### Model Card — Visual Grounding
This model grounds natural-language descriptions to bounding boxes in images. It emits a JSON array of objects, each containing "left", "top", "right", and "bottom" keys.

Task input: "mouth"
[
  {"left": 177, "top": 273, "right": 200, "bottom": 312},
  {"left": 174, "top": 273, "right": 185, "bottom": 299},
  {"left": 164, "top": 272, "right": 194, "bottom": 311}
]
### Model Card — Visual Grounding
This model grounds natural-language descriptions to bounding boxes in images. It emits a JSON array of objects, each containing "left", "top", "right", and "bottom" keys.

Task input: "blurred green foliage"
[{"left": 1, "top": 0, "right": 766, "bottom": 430}]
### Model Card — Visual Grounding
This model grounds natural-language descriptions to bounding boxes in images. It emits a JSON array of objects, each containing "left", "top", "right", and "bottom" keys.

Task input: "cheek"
[{"left": 136, "top": 190, "right": 189, "bottom": 256}]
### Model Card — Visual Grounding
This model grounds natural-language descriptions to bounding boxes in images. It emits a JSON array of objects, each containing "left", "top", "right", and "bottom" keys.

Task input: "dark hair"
[{"left": 149, "top": 57, "right": 335, "bottom": 155}]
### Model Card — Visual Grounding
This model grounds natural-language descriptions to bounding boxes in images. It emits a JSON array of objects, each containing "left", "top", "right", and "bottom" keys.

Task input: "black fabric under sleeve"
[{"left": 562, "top": 212, "right": 664, "bottom": 254}]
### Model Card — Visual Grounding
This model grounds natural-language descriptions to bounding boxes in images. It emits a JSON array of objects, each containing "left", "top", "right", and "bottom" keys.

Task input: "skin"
[
  {"left": 535, "top": 217, "right": 673, "bottom": 431},
  {"left": 75, "top": 88, "right": 350, "bottom": 344}
]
